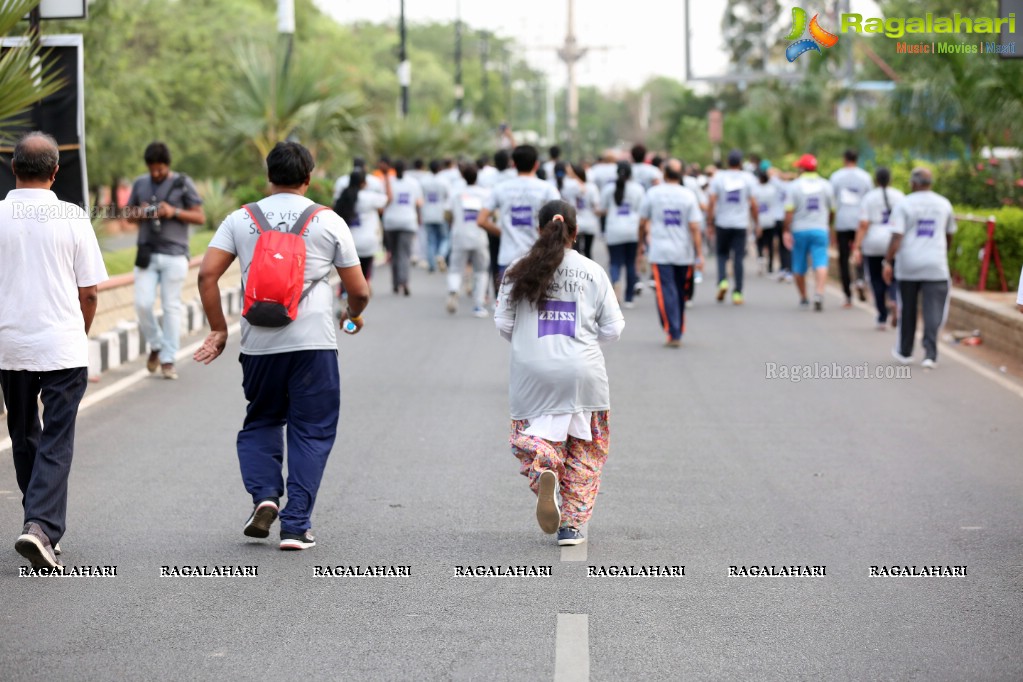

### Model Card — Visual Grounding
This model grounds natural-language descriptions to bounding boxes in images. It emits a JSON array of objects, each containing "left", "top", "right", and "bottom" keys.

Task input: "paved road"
[{"left": 1, "top": 257, "right": 1022, "bottom": 681}]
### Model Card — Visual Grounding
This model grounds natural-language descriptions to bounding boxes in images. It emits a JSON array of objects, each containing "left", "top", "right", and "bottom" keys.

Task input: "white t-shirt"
[
  {"left": 0, "top": 189, "right": 108, "bottom": 371},
  {"left": 572, "top": 182, "right": 601, "bottom": 236},
  {"left": 485, "top": 175, "right": 561, "bottom": 266},
  {"left": 601, "top": 181, "right": 645, "bottom": 245},
  {"left": 889, "top": 190, "right": 957, "bottom": 281},
  {"left": 785, "top": 173, "right": 835, "bottom": 233},
  {"left": 632, "top": 163, "right": 663, "bottom": 190},
  {"left": 858, "top": 187, "right": 906, "bottom": 257},
  {"left": 589, "top": 162, "right": 618, "bottom": 190},
  {"left": 477, "top": 166, "right": 500, "bottom": 188},
  {"left": 382, "top": 177, "right": 423, "bottom": 232},
  {"left": 639, "top": 183, "right": 702, "bottom": 265},
  {"left": 709, "top": 169, "right": 757, "bottom": 228},
  {"left": 347, "top": 189, "right": 388, "bottom": 258},
  {"left": 448, "top": 185, "right": 492, "bottom": 252},
  {"left": 209, "top": 193, "right": 360, "bottom": 355},
  {"left": 333, "top": 172, "right": 384, "bottom": 200},
  {"left": 495, "top": 249, "right": 624, "bottom": 420},
  {"left": 751, "top": 182, "right": 779, "bottom": 227},
  {"left": 770, "top": 177, "right": 790, "bottom": 222},
  {"left": 418, "top": 173, "right": 450, "bottom": 225},
  {"left": 829, "top": 166, "right": 874, "bottom": 231}
]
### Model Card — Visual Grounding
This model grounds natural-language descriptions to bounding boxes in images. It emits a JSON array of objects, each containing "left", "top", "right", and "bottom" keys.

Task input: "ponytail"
[
  {"left": 505, "top": 200, "right": 578, "bottom": 308},
  {"left": 614, "top": 160, "right": 630, "bottom": 206},
  {"left": 876, "top": 167, "right": 891, "bottom": 215},
  {"left": 335, "top": 169, "right": 364, "bottom": 225},
  {"left": 554, "top": 161, "right": 567, "bottom": 192}
]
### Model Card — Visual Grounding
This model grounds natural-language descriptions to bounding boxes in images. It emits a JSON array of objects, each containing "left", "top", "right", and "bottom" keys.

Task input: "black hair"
[
  {"left": 494, "top": 149, "right": 510, "bottom": 171},
  {"left": 631, "top": 144, "right": 646, "bottom": 163},
  {"left": 553, "top": 161, "right": 567, "bottom": 192},
  {"left": 266, "top": 141, "right": 314, "bottom": 187},
  {"left": 512, "top": 145, "right": 539, "bottom": 173},
  {"left": 664, "top": 162, "right": 683, "bottom": 182},
  {"left": 651, "top": 155, "right": 663, "bottom": 169},
  {"left": 549, "top": 145, "right": 561, "bottom": 160},
  {"left": 12, "top": 131, "right": 59, "bottom": 182},
  {"left": 571, "top": 163, "right": 586, "bottom": 183},
  {"left": 352, "top": 156, "right": 366, "bottom": 169},
  {"left": 476, "top": 155, "right": 489, "bottom": 168},
  {"left": 413, "top": 158, "right": 424, "bottom": 170},
  {"left": 461, "top": 162, "right": 478, "bottom": 186},
  {"left": 756, "top": 169, "right": 769, "bottom": 184},
  {"left": 144, "top": 141, "right": 171, "bottom": 166},
  {"left": 393, "top": 159, "right": 406, "bottom": 179},
  {"left": 504, "top": 200, "right": 578, "bottom": 308},
  {"left": 429, "top": 159, "right": 443, "bottom": 174},
  {"left": 614, "top": 160, "right": 631, "bottom": 206},
  {"left": 336, "top": 169, "right": 364, "bottom": 225},
  {"left": 844, "top": 149, "right": 858, "bottom": 163},
  {"left": 876, "top": 166, "right": 891, "bottom": 215}
]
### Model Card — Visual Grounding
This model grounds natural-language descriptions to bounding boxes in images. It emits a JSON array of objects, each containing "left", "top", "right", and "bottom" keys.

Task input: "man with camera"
[{"left": 128, "top": 142, "right": 205, "bottom": 380}]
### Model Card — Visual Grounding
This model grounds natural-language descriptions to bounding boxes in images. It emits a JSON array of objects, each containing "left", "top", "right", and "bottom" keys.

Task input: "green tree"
[{"left": 0, "top": 0, "right": 66, "bottom": 141}]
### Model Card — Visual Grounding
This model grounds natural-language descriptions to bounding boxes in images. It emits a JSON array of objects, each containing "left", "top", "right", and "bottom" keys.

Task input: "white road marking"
[
  {"left": 0, "top": 323, "right": 241, "bottom": 455},
  {"left": 961, "top": 526, "right": 984, "bottom": 530},
  {"left": 554, "top": 613, "right": 589, "bottom": 682},
  {"left": 560, "top": 523, "right": 588, "bottom": 562},
  {"left": 826, "top": 283, "right": 1023, "bottom": 400}
]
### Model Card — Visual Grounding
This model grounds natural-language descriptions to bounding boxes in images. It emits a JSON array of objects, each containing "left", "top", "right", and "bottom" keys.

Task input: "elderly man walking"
[{"left": 0, "top": 132, "right": 108, "bottom": 569}]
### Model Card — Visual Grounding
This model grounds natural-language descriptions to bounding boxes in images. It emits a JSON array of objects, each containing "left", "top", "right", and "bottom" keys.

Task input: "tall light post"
[
  {"left": 278, "top": 0, "right": 295, "bottom": 77},
  {"left": 454, "top": 0, "right": 463, "bottom": 122},
  {"left": 399, "top": 0, "right": 410, "bottom": 118}
]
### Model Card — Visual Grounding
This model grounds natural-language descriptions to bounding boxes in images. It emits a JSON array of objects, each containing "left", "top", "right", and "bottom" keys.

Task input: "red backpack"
[{"left": 241, "top": 202, "right": 329, "bottom": 327}]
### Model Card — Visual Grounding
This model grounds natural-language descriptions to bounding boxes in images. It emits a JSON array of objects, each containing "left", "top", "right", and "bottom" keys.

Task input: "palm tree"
[
  {"left": 217, "top": 39, "right": 370, "bottom": 172},
  {"left": 0, "top": 0, "right": 67, "bottom": 141}
]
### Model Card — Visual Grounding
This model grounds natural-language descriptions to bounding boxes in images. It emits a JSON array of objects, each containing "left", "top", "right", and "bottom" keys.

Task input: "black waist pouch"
[{"left": 135, "top": 244, "right": 153, "bottom": 269}]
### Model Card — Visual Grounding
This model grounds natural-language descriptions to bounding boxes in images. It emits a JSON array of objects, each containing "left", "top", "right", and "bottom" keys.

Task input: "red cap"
[{"left": 795, "top": 154, "right": 818, "bottom": 171}]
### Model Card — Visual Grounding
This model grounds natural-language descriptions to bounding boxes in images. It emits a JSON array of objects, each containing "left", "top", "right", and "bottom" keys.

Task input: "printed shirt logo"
[
  {"left": 273, "top": 253, "right": 284, "bottom": 260},
  {"left": 916, "top": 218, "right": 937, "bottom": 237},
  {"left": 616, "top": 203, "right": 631, "bottom": 216},
  {"left": 349, "top": 214, "right": 361, "bottom": 227},
  {"left": 463, "top": 209, "right": 479, "bottom": 223},
  {"left": 806, "top": 196, "right": 821, "bottom": 212},
  {"left": 576, "top": 196, "right": 586, "bottom": 210},
  {"left": 397, "top": 192, "right": 411, "bottom": 205},
  {"left": 785, "top": 7, "right": 839, "bottom": 62},
  {"left": 664, "top": 209, "right": 683, "bottom": 226},
  {"left": 725, "top": 189, "right": 742, "bottom": 204},
  {"left": 427, "top": 192, "right": 439, "bottom": 203},
  {"left": 881, "top": 209, "right": 892, "bottom": 224},
  {"left": 510, "top": 205, "right": 533, "bottom": 227},
  {"left": 537, "top": 300, "right": 577, "bottom": 338},
  {"left": 758, "top": 202, "right": 770, "bottom": 214}
]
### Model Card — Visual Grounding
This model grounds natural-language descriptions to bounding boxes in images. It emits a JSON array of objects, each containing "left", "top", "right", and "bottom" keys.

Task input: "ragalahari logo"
[{"left": 785, "top": 7, "right": 839, "bottom": 61}]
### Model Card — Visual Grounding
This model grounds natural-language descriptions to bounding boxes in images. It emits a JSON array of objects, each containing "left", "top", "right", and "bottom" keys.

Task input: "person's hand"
[
  {"left": 695, "top": 257, "right": 704, "bottom": 272},
  {"left": 755, "top": 227, "right": 763, "bottom": 240},
  {"left": 194, "top": 330, "right": 227, "bottom": 364},
  {"left": 157, "top": 201, "right": 176, "bottom": 219},
  {"left": 340, "top": 308, "right": 364, "bottom": 335},
  {"left": 882, "top": 262, "right": 893, "bottom": 285},
  {"left": 782, "top": 231, "right": 794, "bottom": 251},
  {"left": 851, "top": 248, "right": 862, "bottom": 267}
]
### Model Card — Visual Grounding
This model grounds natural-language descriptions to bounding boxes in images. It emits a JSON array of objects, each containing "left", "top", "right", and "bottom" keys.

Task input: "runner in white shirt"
[
  {"left": 751, "top": 169, "right": 780, "bottom": 276},
  {"left": 638, "top": 160, "right": 703, "bottom": 346},
  {"left": 852, "top": 167, "right": 905, "bottom": 329},
  {"left": 381, "top": 159, "right": 423, "bottom": 296},
  {"left": 599, "top": 162, "right": 646, "bottom": 308},
  {"left": 630, "top": 143, "right": 663, "bottom": 190},
  {"left": 333, "top": 157, "right": 384, "bottom": 201},
  {"left": 707, "top": 150, "right": 759, "bottom": 305},
  {"left": 884, "top": 168, "right": 956, "bottom": 368},
  {"left": 495, "top": 199, "right": 624, "bottom": 547},
  {"left": 568, "top": 164, "right": 601, "bottom": 259},
  {"left": 419, "top": 160, "right": 452, "bottom": 273},
  {"left": 477, "top": 145, "right": 561, "bottom": 283},
  {"left": 542, "top": 145, "right": 561, "bottom": 185},
  {"left": 771, "top": 170, "right": 794, "bottom": 280},
  {"left": 783, "top": 154, "right": 836, "bottom": 311},
  {"left": 333, "top": 168, "right": 388, "bottom": 285},
  {"left": 445, "top": 164, "right": 492, "bottom": 317},
  {"left": 830, "top": 149, "right": 874, "bottom": 306}
]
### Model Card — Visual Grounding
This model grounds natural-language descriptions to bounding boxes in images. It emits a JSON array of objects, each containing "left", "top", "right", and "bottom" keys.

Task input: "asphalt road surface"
[{"left": 2, "top": 257, "right": 1021, "bottom": 681}]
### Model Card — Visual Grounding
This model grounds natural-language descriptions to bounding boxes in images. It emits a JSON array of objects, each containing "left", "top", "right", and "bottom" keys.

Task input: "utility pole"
[
  {"left": 278, "top": 0, "right": 295, "bottom": 78},
  {"left": 480, "top": 30, "right": 491, "bottom": 121},
  {"left": 454, "top": 0, "right": 463, "bottom": 122},
  {"left": 399, "top": 0, "right": 410, "bottom": 118}
]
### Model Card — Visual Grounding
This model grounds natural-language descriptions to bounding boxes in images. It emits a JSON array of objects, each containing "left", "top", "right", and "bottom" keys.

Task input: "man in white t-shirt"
[
  {"left": 194, "top": 141, "right": 369, "bottom": 550},
  {"left": 884, "top": 168, "right": 956, "bottom": 368},
  {"left": 0, "top": 132, "right": 108, "bottom": 569},
  {"left": 707, "top": 149, "right": 759, "bottom": 305},
  {"left": 830, "top": 149, "right": 874, "bottom": 306}
]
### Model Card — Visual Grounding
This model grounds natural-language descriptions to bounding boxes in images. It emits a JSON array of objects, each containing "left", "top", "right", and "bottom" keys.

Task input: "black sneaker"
[
  {"left": 243, "top": 499, "right": 279, "bottom": 538},
  {"left": 280, "top": 530, "right": 316, "bottom": 550},
  {"left": 813, "top": 295, "right": 823, "bottom": 312},
  {"left": 557, "top": 526, "right": 585, "bottom": 546},
  {"left": 15, "top": 522, "right": 61, "bottom": 569}
]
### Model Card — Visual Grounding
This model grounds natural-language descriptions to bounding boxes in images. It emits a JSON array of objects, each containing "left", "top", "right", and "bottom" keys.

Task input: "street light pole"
[
  {"left": 454, "top": 0, "right": 463, "bottom": 122},
  {"left": 399, "top": 0, "right": 410, "bottom": 118}
]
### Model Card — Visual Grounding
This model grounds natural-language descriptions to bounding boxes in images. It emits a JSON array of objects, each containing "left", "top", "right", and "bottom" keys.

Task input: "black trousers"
[
  {"left": 897, "top": 280, "right": 949, "bottom": 361},
  {"left": 776, "top": 220, "right": 792, "bottom": 272},
  {"left": 0, "top": 367, "right": 88, "bottom": 545},
  {"left": 758, "top": 226, "right": 779, "bottom": 273},
  {"left": 574, "top": 233, "right": 595, "bottom": 259}
]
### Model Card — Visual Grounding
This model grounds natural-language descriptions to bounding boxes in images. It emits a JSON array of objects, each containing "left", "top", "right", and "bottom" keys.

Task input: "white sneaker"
[
  {"left": 891, "top": 347, "right": 913, "bottom": 365},
  {"left": 624, "top": 301, "right": 635, "bottom": 309},
  {"left": 472, "top": 306, "right": 489, "bottom": 318},
  {"left": 446, "top": 292, "right": 458, "bottom": 315},
  {"left": 921, "top": 358, "right": 937, "bottom": 369}
]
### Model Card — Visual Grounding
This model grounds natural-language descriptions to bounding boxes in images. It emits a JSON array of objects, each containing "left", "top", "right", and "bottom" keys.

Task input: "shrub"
[
  {"left": 949, "top": 206, "right": 1023, "bottom": 291},
  {"left": 194, "top": 178, "right": 237, "bottom": 231}
]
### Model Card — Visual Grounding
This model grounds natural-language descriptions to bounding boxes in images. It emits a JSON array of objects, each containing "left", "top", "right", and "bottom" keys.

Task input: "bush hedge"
[{"left": 949, "top": 206, "right": 1023, "bottom": 291}]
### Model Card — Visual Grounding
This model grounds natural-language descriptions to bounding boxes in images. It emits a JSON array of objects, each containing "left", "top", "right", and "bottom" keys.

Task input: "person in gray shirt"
[
  {"left": 127, "top": 142, "right": 205, "bottom": 380},
  {"left": 707, "top": 149, "right": 759, "bottom": 305},
  {"left": 830, "top": 149, "right": 874, "bottom": 306},
  {"left": 883, "top": 168, "right": 956, "bottom": 368}
]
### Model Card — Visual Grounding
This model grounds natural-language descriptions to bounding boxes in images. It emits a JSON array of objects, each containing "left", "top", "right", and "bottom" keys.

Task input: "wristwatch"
[
  {"left": 174, "top": 207, "right": 180, "bottom": 219},
  {"left": 345, "top": 306, "right": 362, "bottom": 322}
]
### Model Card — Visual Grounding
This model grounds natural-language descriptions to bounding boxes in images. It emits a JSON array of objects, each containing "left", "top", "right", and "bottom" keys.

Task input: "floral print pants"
[{"left": 509, "top": 411, "right": 610, "bottom": 529}]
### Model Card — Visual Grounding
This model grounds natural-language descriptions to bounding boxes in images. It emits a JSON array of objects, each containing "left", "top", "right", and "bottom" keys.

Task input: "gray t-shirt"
[
  {"left": 128, "top": 172, "right": 203, "bottom": 256},
  {"left": 382, "top": 177, "right": 423, "bottom": 232},
  {"left": 830, "top": 166, "right": 874, "bottom": 230},
  {"left": 889, "top": 190, "right": 956, "bottom": 281},
  {"left": 709, "top": 169, "right": 756, "bottom": 228},
  {"left": 209, "top": 193, "right": 359, "bottom": 355},
  {"left": 858, "top": 187, "right": 906, "bottom": 257},
  {"left": 785, "top": 174, "right": 835, "bottom": 232},
  {"left": 485, "top": 175, "right": 561, "bottom": 266},
  {"left": 600, "top": 181, "right": 646, "bottom": 245},
  {"left": 751, "top": 182, "right": 779, "bottom": 228},
  {"left": 632, "top": 163, "right": 663, "bottom": 190},
  {"left": 448, "top": 185, "right": 491, "bottom": 252},
  {"left": 495, "top": 249, "right": 624, "bottom": 420},
  {"left": 639, "top": 183, "right": 702, "bottom": 265},
  {"left": 418, "top": 173, "right": 450, "bottom": 224}
]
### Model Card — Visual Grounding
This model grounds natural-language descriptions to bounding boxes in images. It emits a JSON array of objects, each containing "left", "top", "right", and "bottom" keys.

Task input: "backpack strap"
[
  {"left": 293, "top": 204, "right": 330, "bottom": 303},
  {"left": 242, "top": 202, "right": 274, "bottom": 234}
]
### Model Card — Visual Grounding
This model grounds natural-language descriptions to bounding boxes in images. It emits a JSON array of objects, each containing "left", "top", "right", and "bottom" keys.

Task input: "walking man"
[
  {"left": 884, "top": 168, "right": 956, "bottom": 369},
  {"left": 0, "top": 132, "right": 108, "bottom": 569},
  {"left": 707, "top": 149, "right": 758, "bottom": 305},
  {"left": 830, "top": 149, "right": 873, "bottom": 306},
  {"left": 783, "top": 154, "right": 835, "bottom": 311},
  {"left": 194, "top": 141, "right": 369, "bottom": 550},
  {"left": 128, "top": 142, "right": 205, "bottom": 380}
]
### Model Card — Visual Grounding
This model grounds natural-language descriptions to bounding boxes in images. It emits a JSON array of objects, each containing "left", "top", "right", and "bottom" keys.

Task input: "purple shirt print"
[
  {"left": 663, "top": 209, "right": 682, "bottom": 227},
  {"left": 806, "top": 196, "right": 820, "bottom": 212},
  {"left": 537, "top": 300, "right": 577, "bottom": 338},
  {"left": 463, "top": 209, "right": 479, "bottom": 223},
  {"left": 616, "top": 203, "right": 631, "bottom": 216},
  {"left": 397, "top": 192, "right": 411, "bottom": 205},
  {"left": 726, "top": 189, "right": 742, "bottom": 204},
  {"left": 427, "top": 192, "right": 439, "bottom": 203},
  {"left": 510, "top": 205, "right": 532, "bottom": 227},
  {"left": 916, "top": 219, "right": 936, "bottom": 237}
]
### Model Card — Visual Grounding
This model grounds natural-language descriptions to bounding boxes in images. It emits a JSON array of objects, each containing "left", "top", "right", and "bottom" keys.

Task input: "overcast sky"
[{"left": 313, "top": 0, "right": 882, "bottom": 90}]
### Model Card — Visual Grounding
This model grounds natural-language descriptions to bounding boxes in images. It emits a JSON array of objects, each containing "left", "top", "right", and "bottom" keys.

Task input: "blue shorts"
[{"left": 791, "top": 229, "right": 829, "bottom": 275}]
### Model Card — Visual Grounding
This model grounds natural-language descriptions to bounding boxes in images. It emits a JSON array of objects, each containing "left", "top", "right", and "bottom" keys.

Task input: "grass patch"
[{"left": 103, "top": 230, "right": 217, "bottom": 276}]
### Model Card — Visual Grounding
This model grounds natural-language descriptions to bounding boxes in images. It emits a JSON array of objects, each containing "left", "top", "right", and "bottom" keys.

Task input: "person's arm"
[
  {"left": 160, "top": 202, "right": 206, "bottom": 225},
  {"left": 749, "top": 197, "right": 760, "bottom": 236},
  {"left": 882, "top": 234, "right": 902, "bottom": 285},
  {"left": 78, "top": 285, "right": 98, "bottom": 334},
  {"left": 477, "top": 207, "right": 501, "bottom": 236},
  {"left": 689, "top": 220, "right": 703, "bottom": 271},
  {"left": 637, "top": 217, "right": 650, "bottom": 249},
  {"left": 852, "top": 219, "right": 869, "bottom": 266},
  {"left": 193, "top": 247, "right": 236, "bottom": 364},
  {"left": 337, "top": 264, "right": 370, "bottom": 334},
  {"left": 783, "top": 209, "right": 795, "bottom": 250}
]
